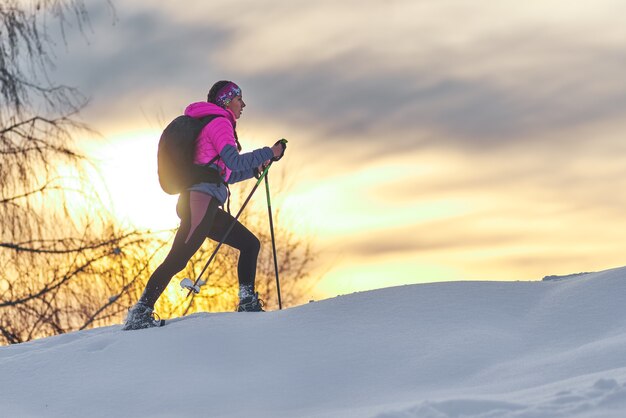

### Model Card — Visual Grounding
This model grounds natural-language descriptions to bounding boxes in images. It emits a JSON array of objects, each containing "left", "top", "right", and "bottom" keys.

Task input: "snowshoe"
[
  {"left": 122, "top": 302, "right": 165, "bottom": 330},
  {"left": 237, "top": 292, "right": 265, "bottom": 312}
]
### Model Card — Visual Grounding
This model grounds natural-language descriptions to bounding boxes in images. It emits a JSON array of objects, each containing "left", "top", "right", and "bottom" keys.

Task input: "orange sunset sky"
[{"left": 48, "top": 1, "right": 626, "bottom": 299}]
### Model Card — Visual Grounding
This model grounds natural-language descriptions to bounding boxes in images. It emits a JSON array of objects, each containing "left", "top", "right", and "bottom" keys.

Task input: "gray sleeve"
[
  {"left": 220, "top": 144, "right": 273, "bottom": 172},
  {"left": 227, "top": 169, "right": 257, "bottom": 184}
]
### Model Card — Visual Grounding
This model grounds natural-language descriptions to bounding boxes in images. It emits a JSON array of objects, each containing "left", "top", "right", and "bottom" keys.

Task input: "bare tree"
[{"left": 0, "top": 0, "right": 146, "bottom": 345}]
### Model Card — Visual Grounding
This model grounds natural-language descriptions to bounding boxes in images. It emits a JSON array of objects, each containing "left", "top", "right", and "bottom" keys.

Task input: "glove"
[
  {"left": 271, "top": 139, "right": 287, "bottom": 162},
  {"left": 254, "top": 161, "right": 271, "bottom": 179}
]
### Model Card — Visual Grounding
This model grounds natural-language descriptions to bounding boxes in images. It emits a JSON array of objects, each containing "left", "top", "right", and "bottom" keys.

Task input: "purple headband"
[{"left": 215, "top": 82, "right": 242, "bottom": 108}]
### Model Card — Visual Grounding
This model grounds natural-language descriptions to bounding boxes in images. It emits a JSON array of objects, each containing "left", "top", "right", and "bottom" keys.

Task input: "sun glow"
[{"left": 81, "top": 130, "right": 180, "bottom": 232}]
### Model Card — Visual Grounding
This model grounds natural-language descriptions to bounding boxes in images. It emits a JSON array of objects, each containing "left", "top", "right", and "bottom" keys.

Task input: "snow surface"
[{"left": 2, "top": 267, "right": 626, "bottom": 417}]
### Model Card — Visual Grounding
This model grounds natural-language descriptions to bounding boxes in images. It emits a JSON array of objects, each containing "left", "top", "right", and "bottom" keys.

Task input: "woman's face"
[{"left": 227, "top": 95, "right": 246, "bottom": 119}]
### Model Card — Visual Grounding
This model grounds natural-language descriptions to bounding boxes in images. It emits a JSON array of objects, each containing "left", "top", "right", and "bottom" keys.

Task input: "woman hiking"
[{"left": 123, "top": 81, "right": 287, "bottom": 330}]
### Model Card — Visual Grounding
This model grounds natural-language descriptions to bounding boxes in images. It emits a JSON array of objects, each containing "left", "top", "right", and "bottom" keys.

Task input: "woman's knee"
[{"left": 243, "top": 235, "right": 261, "bottom": 256}]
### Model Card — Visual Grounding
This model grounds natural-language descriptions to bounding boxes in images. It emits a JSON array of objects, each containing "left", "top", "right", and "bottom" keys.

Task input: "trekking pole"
[
  {"left": 265, "top": 172, "right": 283, "bottom": 310},
  {"left": 182, "top": 162, "right": 273, "bottom": 297}
]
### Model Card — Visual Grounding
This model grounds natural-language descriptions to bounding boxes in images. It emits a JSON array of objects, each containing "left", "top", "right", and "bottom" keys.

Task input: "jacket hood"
[{"left": 184, "top": 102, "right": 236, "bottom": 123}]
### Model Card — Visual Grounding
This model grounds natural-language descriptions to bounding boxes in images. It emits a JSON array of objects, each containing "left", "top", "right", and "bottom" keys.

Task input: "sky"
[{"left": 47, "top": 0, "right": 626, "bottom": 298}]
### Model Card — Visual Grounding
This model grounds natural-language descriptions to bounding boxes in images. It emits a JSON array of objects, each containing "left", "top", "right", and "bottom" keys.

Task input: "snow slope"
[{"left": 2, "top": 267, "right": 626, "bottom": 417}]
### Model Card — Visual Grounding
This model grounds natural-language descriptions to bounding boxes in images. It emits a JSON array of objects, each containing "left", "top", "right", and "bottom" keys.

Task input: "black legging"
[{"left": 139, "top": 191, "right": 260, "bottom": 308}]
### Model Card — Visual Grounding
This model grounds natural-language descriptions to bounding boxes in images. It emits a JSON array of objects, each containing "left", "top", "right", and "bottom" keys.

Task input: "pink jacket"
[{"left": 184, "top": 102, "right": 238, "bottom": 181}]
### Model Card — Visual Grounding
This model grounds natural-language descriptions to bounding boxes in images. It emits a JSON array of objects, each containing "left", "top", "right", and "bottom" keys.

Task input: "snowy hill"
[{"left": 2, "top": 267, "right": 626, "bottom": 417}]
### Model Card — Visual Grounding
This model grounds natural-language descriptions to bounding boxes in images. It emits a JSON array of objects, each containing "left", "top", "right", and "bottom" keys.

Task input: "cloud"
[
  {"left": 50, "top": 1, "right": 626, "bottom": 158},
  {"left": 190, "top": 0, "right": 626, "bottom": 157},
  {"left": 51, "top": 3, "right": 235, "bottom": 126},
  {"left": 238, "top": 42, "right": 626, "bottom": 154}
]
